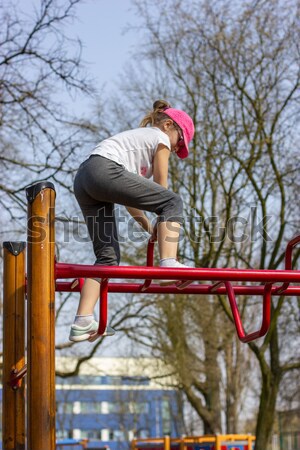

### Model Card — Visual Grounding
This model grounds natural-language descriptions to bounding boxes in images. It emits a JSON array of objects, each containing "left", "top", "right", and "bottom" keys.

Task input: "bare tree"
[
  {"left": 0, "top": 0, "right": 102, "bottom": 373},
  {"left": 0, "top": 0, "right": 96, "bottom": 228},
  {"left": 112, "top": 0, "right": 300, "bottom": 447},
  {"left": 1, "top": 1, "right": 299, "bottom": 447}
]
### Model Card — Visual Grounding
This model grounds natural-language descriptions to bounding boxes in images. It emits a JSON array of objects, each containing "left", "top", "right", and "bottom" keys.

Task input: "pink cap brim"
[{"left": 176, "top": 135, "right": 189, "bottom": 159}]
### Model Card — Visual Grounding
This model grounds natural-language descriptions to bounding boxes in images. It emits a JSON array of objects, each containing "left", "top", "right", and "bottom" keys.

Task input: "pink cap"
[{"left": 163, "top": 107, "right": 195, "bottom": 159}]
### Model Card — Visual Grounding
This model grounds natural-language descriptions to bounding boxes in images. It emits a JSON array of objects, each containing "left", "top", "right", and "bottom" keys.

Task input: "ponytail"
[{"left": 139, "top": 99, "right": 171, "bottom": 127}]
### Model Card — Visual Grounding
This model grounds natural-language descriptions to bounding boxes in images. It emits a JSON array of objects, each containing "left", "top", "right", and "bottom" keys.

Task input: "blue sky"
[
  {"left": 19, "top": 0, "right": 140, "bottom": 112},
  {"left": 68, "top": 0, "right": 139, "bottom": 95}
]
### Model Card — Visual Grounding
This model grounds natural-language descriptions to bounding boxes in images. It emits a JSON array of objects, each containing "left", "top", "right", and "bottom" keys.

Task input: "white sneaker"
[
  {"left": 69, "top": 320, "right": 115, "bottom": 342},
  {"left": 159, "top": 261, "right": 192, "bottom": 286},
  {"left": 88, "top": 325, "right": 116, "bottom": 342}
]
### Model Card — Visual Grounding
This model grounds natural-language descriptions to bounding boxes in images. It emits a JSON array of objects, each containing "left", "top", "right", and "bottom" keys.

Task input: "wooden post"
[
  {"left": 164, "top": 436, "right": 171, "bottom": 450},
  {"left": 26, "top": 182, "right": 56, "bottom": 450},
  {"left": 179, "top": 438, "right": 186, "bottom": 450},
  {"left": 2, "top": 242, "right": 26, "bottom": 450}
]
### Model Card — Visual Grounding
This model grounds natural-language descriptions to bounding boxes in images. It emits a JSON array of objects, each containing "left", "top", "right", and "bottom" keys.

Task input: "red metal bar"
[
  {"left": 141, "top": 239, "right": 155, "bottom": 292},
  {"left": 98, "top": 278, "right": 108, "bottom": 335},
  {"left": 285, "top": 235, "right": 300, "bottom": 270},
  {"left": 56, "top": 262, "right": 300, "bottom": 283},
  {"left": 276, "top": 235, "right": 300, "bottom": 294},
  {"left": 225, "top": 281, "right": 272, "bottom": 343},
  {"left": 54, "top": 236, "right": 299, "bottom": 342},
  {"left": 146, "top": 239, "right": 155, "bottom": 266},
  {"left": 56, "top": 281, "right": 300, "bottom": 296}
]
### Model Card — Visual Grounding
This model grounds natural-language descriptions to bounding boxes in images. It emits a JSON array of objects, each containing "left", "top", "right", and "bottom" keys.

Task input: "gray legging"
[{"left": 73, "top": 155, "right": 183, "bottom": 265}]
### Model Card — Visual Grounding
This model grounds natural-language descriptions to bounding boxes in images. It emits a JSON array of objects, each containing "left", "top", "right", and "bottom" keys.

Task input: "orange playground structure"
[{"left": 131, "top": 435, "right": 255, "bottom": 450}]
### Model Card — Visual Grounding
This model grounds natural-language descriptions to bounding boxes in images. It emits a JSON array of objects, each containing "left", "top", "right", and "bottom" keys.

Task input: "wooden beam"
[
  {"left": 26, "top": 182, "right": 56, "bottom": 450},
  {"left": 2, "top": 241, "right": 26, "bottom": 450}
]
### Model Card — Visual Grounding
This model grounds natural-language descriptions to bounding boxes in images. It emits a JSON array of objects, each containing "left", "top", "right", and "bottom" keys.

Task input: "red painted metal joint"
[
  {"left": 98, "top": 278, "right": 108, "bottom": 336},
  {"left": 10, "top": 364, "right": 27, "bottom": 390},
  {"left": 225, "top": 282, "right": 272, "bottom": 343},
  {"left": 276, "top": 235, "right": 300, "bottom": 294}
]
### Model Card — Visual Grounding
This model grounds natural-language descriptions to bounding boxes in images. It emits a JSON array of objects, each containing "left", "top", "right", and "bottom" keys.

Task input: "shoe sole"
[
  {"left": 69, "top": 323, "right": 116, "bottom": 342},
  {"left": 88, "top": 330, "right": 115, "bottom": 342},
  {"left": 69, "top": 332, "right": 97, "bottom": 342}
]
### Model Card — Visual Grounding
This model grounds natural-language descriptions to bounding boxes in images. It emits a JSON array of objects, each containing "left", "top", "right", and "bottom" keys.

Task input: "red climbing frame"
[
  {"left": 56, "top": 235, "right": 300, "bottom": 344},
  {"left": 3, "top": 182, "right": 300, "bottom": 450}
]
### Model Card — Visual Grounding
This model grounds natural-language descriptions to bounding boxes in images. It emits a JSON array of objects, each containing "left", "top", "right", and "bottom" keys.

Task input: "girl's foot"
[
  {"left": 159, "top": 258, "right": 192, "bottom": 286},
  {"left": 69, "top": 320, "right": 115, "bottom": 342}
]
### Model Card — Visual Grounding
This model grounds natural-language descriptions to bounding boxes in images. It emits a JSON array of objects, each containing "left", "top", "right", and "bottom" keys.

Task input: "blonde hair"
[{"left": 140, "top": 99, "right": 172, "bottom": 127}]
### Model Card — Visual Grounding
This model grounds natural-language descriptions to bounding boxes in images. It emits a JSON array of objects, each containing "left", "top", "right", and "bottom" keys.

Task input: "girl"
[{"left": 69, "top": 100, "right": 195, "bottom": 342}]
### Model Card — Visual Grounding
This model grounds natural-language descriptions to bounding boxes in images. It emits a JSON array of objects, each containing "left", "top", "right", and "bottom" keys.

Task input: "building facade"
[{"left": 55, "top": 357, "right": 182, "bottom": 449}]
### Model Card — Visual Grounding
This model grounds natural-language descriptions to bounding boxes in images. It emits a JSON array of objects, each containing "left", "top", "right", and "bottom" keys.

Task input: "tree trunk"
[
  {"left": 254, "top": 325, "right": 282, "bottom": 450},
  {"left": 255, "top": 370, "right": 281, "bottom": 450},
  {"left": 203, "top": 335, "right": 222, "bottom": 434}
]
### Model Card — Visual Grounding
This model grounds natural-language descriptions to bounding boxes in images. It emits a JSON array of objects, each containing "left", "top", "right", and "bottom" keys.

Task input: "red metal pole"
[
  {"left": 55, "top": 262, "right": 300, "bottom": 283},
  {"left": 276, "top": 234, "right": 300, "bottom": 293},
  {"left": 98, "top": 278, "right": 108, "bottom": 335},
  {"left": 55, "top": 281, "right": 300, "bottom": 296},
  {"left": 225, "top": 281, "right": 272, "bottom": 342}
]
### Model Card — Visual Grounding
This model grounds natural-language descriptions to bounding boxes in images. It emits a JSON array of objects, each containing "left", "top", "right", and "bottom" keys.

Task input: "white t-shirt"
[{"left": 91, "top": 127, "right": 171, "bottom": 179}]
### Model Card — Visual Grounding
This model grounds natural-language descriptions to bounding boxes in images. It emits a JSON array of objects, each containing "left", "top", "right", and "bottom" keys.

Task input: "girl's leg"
[
  {"left": 157, "top": 221, "right": 181, "bottom": 259},
  {"left": 75, "top": 201, "right": 120, "bottom": 317},
  {"left": 76, "top": 156, "right": 184, "bottom": 264},
  {"left": 71, "top": 155, "right": 186, "bottom": 340},
  {"left": 76, "top": 278, "right": 100, "bottom": 316}
]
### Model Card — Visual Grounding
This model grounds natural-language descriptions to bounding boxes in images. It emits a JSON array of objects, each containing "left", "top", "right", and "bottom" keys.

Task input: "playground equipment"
[
  {"left": 56, "top": 438, "right": 89, "bottom": 449},
  {"left": 131, "top": 435, "right": 256, "bottom": 450},
  {"left": 2, "top": 182, "right": 300, "bottom": 450}
]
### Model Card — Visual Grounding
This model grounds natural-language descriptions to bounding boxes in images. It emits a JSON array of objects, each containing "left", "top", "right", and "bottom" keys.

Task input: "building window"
[
  {"left": 105, "top": 376, "right": 122, "bottom": 385},
  {"left": 101, "top": 401, "right": 109, "bottom": 414},
  {"left": 56, "top": 402, "right": 74, "bottom": 414},
  {"left": 80, "top": 430, "right": 101, "bottom": 439},
  {"left": 108, "top": 402, "right": 123, "bottom": 413},
  {"left": 56, "top": 374, "right": 150, "bottom": 386},
  {"left": 162, "top": 398, "right": 171, "bottom": 435},
  {"left": 80, "top": 402, "right": 102, "bottom": 414},
  {"left": 129, "top": 401, "right": 149, "bottom": 414},
  {"left": 100, "top": 402, "right": 123, "bottom": 414},
  {"left": 114, "top": 430, "right": 126, "bottom": 441},
  {"left": 56, "top": 429, "right": 69, "bottom": 439},
  {"left": 73, "top": 429, "right": 81, "bottom": 439},
  {"left": 128, "top": 430, "right": 135, "bottom": 441},
  {"left": 78, "top": 375, "right": 103, "bottom": 385},
  {"left": 137, "top": 429, "right": 150, "bottom": 439},
  {"left": 103, "top": 430, "right": 126, "bottom": 441},
  {"left": 73, "top": 401, "right": 81, "bottom": 414},
  {"left": 101, "top": 429, "right": 109, "bottom": 441}
]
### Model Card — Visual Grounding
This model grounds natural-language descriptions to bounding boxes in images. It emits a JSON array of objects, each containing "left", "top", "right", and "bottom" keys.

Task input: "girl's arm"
[
  {"left": 152, "top": 144, "right": 171, "bottom": 188},
  {"left": 126, "top": 144, "right": 170, "bottom": 235}
]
